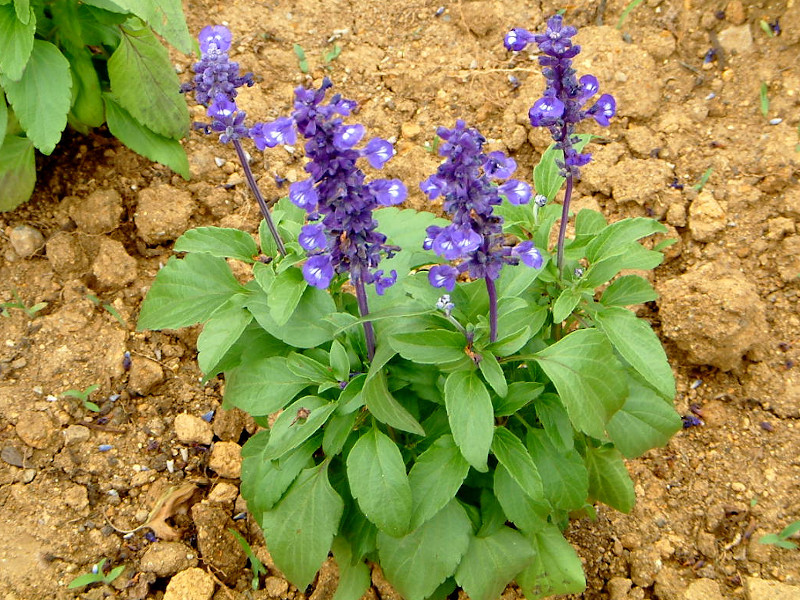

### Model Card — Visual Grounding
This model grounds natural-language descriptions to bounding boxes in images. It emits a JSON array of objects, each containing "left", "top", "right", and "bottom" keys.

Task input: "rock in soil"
[
  {"left": 309, "top": 557, "right": 339, "bottom": 600},
  {"left": 139, "top": 541, "right": 198, "bottom": 577},
  {"left": 174, "top": 412, "right": 214, "bottom": 445},
  {"left": 208, "top": 441, "right": 243, "bottom": 478},
  {"left": 46, "top": 232, "right": 90, "bottom": 277},
  {"left": 8, "top": 225, "right": 45, "bottom": 258},
  {"left": 262, "top": 575, "right": 290, "bottom": 599},
  {"left": 91, "top": 237, "right": 137, "bottom": 289},
  {"left": 127, "top": 356, "right": 165, "bottom": 396},
  {"left": 683, "top": 578, "right": 724, "bottom": 600},
  {"left": 191, "top": 502, "right": 247, "bottom": 583},
  {"left": 745, "top": 577, "right": 800, "bottom": 600},
  {"left": 15, "top": 412, "right": 60, "bottom": 450},
  {"left": 134, "top": 184, "right": 194, "bottom": 244},
  {"left": 68, "top": 189, "right": 124, "bottom": 233},
  {"left": 162, "top": 567, "right": 215, "bottom": 600}
]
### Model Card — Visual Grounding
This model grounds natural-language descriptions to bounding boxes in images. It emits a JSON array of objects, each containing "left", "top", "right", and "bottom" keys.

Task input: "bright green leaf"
[
  {"left": 197, "top": 298, "right": 252, "bottom": 377},
  {"left": 389, "top": 329, "right": 468, "bottom": 365},
  {"left": 268, "top": 267, "right": 308, "bottom": 326},
  {"left": 552, "top": 287, "right": 583, "bottom": 323},
  {"left": 0, "top": 134, "right": 35, "bottom": 211},
  {"left": 600, "top": 274, "right": 658, "bottom": 306},
  {"left": 526, "top": 429, "right": 588, "bottom": 511},
  {"left": 174, "top": 227, "right": 258, "bottom": 262},
  {"left": 67, "top": 49, "right": 105, "bottom": 129},
  {"left": 534, "top": 393, "right": 574, "bottom": 452},
  {"left": 264, "top": 396, "right": 337, "bottom": 461},
  {"left": 408, "top": 435, "right": 470, "bottom": 530},
  {"left": 332, "top": 537, "right": 371, "bottom": 600},
  {"left": 0, "top": 88, "right": 7, "bottom": 149},
  {"left": 516, "top": 523, "right": 586, "bottom": 599},
  {"left": 363, "top": 370, "right": 425, "bottom": 436},
  {"left": 329, "top": 340, "right": 350, "bottom": 382},
  {"left": 455, "top": 528, "right": 535, "bottom": 600},
  {"left": 492, "top": 465, "right": 548, "bottom": 533},
  {"left": 478, "top": 351, "right": 507, "bottom": 397},
  {"left": 491, "top": 428, "right": 543, "bottom": 501},
  {"left": 585, "top": 217, "right": 666, "bottom": 263},
  {"left": 0, "top": 5, "right": 35, "bottom": 81},
  {"left": 246, "top": 283, "right": 336, "bottom": 348},
  {"left": 493, "top": 382, "right": 543, "bottom": 417},
  {"left": 223, "top": 356, "right": 308, "bottom": 416},
  {"left": 445, "top": 371, "right": 494, "bottom": 472},
  {"left": 109, "top": 0, "right": 193, "bottom": 53},
  {"left": 584, "top": 445, "right": 635, "bottom": 513},
  {"left": 261, "top": 464, "right": 344, "bottom": 589},
  {"left": 322, "top": 410, "right": 357, "bottom": 456},
  {"left": 533, "top": 135, "right": 591, "bottom": 201},
  {"left": 287, "top": 351, "right": 335, "bottom": 384}
]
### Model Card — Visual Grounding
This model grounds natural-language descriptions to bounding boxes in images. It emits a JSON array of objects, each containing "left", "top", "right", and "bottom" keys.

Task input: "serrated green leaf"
[
  {"left": 261, "top": 464, "right": 344, "bottom": 589},
  {"left": 408, "top": 435, "right": 470, "bottom": 530},
  {"left": 174, "top": 227, "right": 258, "bottom": 262},
  {"left": 197, "top": 298, "right": 252, "bottom": 377},
  {"left": 377, "top": 500, "right": 471, "bottom": 600},
  {"left": 600, "top": 274, "right": 658, "bottom": 306},
  {"left": 584, "top": 445, "right": 635, "bottom": 512},
  {"left": 585, "top": 217, "right": 666, "bottom": 263},
  {"left": 479, "top": 351, "right": 507, "bottom": 398},
  {"left": 332, "top": 537, "right": 371, "bottom": 600},
  {"left": 497, "top": 260, "right": 546, "bottom": 297},
  {"left": 0, "top": 134, "right": 35, "bottom": 211},
  {"left": 246, "top": 283, "right": 336, "bottom": 348},
  {"left": 584, "top": 243, "right": 664, "bottom": 287},
  {"left": 137, "top": 254, "right": 246, "bottom": 329},
  {"left": 104, "top": 93, "right": 189, "bottom": 178},
  {"left": 2, "top": 40, "right": 71, "bottom": 154},
  {"left": 268, "top": 267, "right": 308, "bottom": 326},
  {"left": 516, "top": 523, "right": 586, "bottom": 599},
  {"left": 363, "top": 370, "right": 425, "bottom": 436},
  {"left": 389, "top": 329, "right": 468, "bottom": 365},
  {"left": 606, "top": 379, "right": 681, "bottom": 458},
  {"left": 223, "top": 356, "right": 308, "bottom": 416},
  {"left": 445, "top": 371, "right": 494, "bottom": 472},
  {"left": 534, "top": 329, "right": 627, "bottom": 438},
  {"left": 264, "top": 396, "right": 336, "bottom": 461},
  {"left": 0, "top": 5, "right": 35, "bottom": 81},
  {"left": 594, "top": 306, "right": 676, "bottom": 400},
  {"left": 108, "top": 0, "right": 193, "bottom": 53},
  {"left": 347, "top": 426, "right": 412, "bottom": 536},
  {"left": 526, "top": 429, "right": 588, "bottom": 511},
  {"left": 552, "top": 287, "right": 583, "bottom": 323},
  {"left": 533, "top": 135, "right": 591, "bottom": 201},
  {"left": 455, "top": 528, "right": 535, "bottom": 600},
  {"left": 109, "top": 23, "right": 188, "bottom": 140},
  {"left": 491, "top": 428, "right": 543, "bottom": 501}
]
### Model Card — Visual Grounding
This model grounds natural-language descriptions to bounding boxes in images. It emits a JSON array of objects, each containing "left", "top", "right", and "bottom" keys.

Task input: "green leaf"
[
  {"left": 407, "top": 435, "right": 470, "bottom": 530},
  {"left": 584, "top": 445, "right": 635, "bottom": 513},
  {"left": 103, "top": 93, "right": 189, "bottom": 178},
  {"left": 264, "top": 396, "right": 337, "bottom": 461},
  {"left": 455, "top": 528, "right": 535, "bottom": 600},
  {"left": 341, "top": 504, "right": 378, "bottom": 563},
  {"left": 606, "top": 379, "right": 681, "bottom": 458},
  {"left": 174, "top": 227, "right": 258, "bottom": 262},
  {"left": 332, "top": 537, "right": 371, "bottom": 600},
  {"left": 493, "top": 382, "right": 543, "bottom": 417},
  {"left": 329, "top": 340, "right": 350, "bottom": 382},
  {"left": 109, "top": 0, "right": 193, "bottom": 53},
  {"left": 534, "top": 329, "right": 627, "bottom": 438},
  {"left": 322, "top": 410, "right": 357, "bottom": 456},
  {"left": 223, "top": 356, "right": 308, "bottom": 416},
  {"left": 389, "top": 330, "right": 468, "bottom": 365},
  {"left": 377, "top": 500, "right": 471, "bottom": 600},
  {"left": 533, "top": 135, "right": 591, "bottom": 201},
  {"left": 594, "top": 306, "right": 676, "bottom": 400},
  {"left": 0, "top": 4, "right": 35, "bottom": 81},
  {"left": 267, "top": 267, "right": 308, "bottom": 326},
  {"left": 492, "top": 465, "right": 548, "bottom": 533},
  {"left": 583, "top": 243, "right": 664, "bottom": 288},
  {"left": 0, "top": 88, "right": 7, "bottom": 150},
  {"left": 247, "top": 283, "right": 336, "bottom": 348},
  {"left": 600, "top": 274, "right": 658, "bottom": 306},
  {"left": 0, "top": 134, "right": 35, "bottom": 211},
  {"left": 137, "top": 254, "right": 246, "bottom": 330},
  {"left": 363, "top": 370, "right": 425, "bottom": 436},
  {"left": 108, "top": 23, "right": 189, "bottom": 140},
  {"left": 261, "top": 464, "right": 344, "bottom": 589},
  {"left": 347, "top": 426, "right": 412, "bottom": 536},
  {"left": 68, "top": 572, "right": 103, "bottom": 589},
  {"left": 533, "top": 394, "right": 574, "bottom": 452},
  {"left": 2, "top": 40, "right": 71, "bottom": 154},
  {"left": 478, "top": 351, "right": 507, "bottom": 398},
  {"left": 780, "top": 520, "right": 800, "bottom": 539},
  {"left": 491, "top": 428, "right": 543, "bottom": 501},
  {"left": 516, "top": 523, "right": 586, "bottom": 599},
  {"left": 287, "top": 352, "right": 336, "bottom": 384},
  {"left": 13, "top": 0, "right": 29, "bottom": 24},
  {"left": 445, "top": 371, "right": 494, "bottom": 472},
  {"left": 497, "top": 260, "right": 546, "bottom": 297},
  {"left": 526, "top": 429, "right": 588, "bottom": 511},
  {"left": 67, "top": 49, "right": 105, "bottom": 129},
  {"left": 552, "top": 287, "right": 583, "bottom": 323},
  {"left": 585, "top": 217, "right": 666, "bottom": 263},
  {"left": 197, "top": 298, "right": 252, "bottom": 377}
]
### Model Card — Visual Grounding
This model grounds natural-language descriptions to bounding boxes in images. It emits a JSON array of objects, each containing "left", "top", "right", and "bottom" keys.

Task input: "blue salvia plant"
[{"left": 139, "top": 18, "right": 680, "bottom": 600}]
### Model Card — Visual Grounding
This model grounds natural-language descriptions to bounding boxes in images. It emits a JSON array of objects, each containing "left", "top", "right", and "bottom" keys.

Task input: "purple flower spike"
[
  {"left": 251, "top": 117, "right": 297, "bottom": 150},
  {"left": 303, "top": 254, "right": 334, "bottom": 288},
  {"left": 370, "top": 179, "right": 407, "bottom": 206},
  {"left": 499, "top": 179, "right": 532, "bottom": 205},
  {"left": 512, "top": 241, "right": 543, "bottom": 269},
  {"left": 373, "top": 269, "right": 397, "bottom": 295},
  {"left": 420, "top": 174, "right": 445, "bottom": 199},
  {"left": 504, "top": 27, "right": 536, "bottom": 51},
  {"left": 485, "top": 151, "right": 517, "bottom": 179},
  {"left": 534, "top": 15, "right": 578, "bottom": 56},
  {"left": 529, "top": 97, "right": 565, "bottom": 127},
  {"left": 289, "top": 179, "right": 319, "bottom": 210},
  {"left": 199, "top": 25, "right": 232, "bottom": 53},
  {"left": 333, "top": 124, "right": 365, "bottom": 150},
  {"left": 429, "top": 264, "right": 459, "bottom": 291},
  {"left": 299, "top": 223, "right": 327, "bottom": 251},
  {"left": 587, "top": 94, "right": 616, "bottom": 126},
  {"left": 362, "top": 138, "right": 394, "bottom": 169}
]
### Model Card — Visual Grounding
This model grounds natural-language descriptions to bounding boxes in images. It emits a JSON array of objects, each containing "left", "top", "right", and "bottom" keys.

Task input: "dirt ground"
[{"left": 1, "top": 0, "right": 800, "bottom": 599}]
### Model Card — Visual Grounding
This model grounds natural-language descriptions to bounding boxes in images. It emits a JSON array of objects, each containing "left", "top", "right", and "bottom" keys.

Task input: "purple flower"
[
  {"left": 420, "top": 174, "right": 446, "bottom": 199},
  {"left": 289, "top": 179, "right": 319, "bottom": 210},
  {"left": 362, "top": 138, "right": 394, "bottom": 169},
  {"left": 504, "top": 27, "right": 536, "bottom": 51},
  {"left": 186, "top": 25, "right": 253, "bottom": 106},
  {"left": 199, "top": 25, "right": 232, "bottom": 53},
  {"left": 528, "top": 97, "right": 565, "bottom": 127},
  {"left": 498, "top": 179, "right": 532, "bottom": 205},
  {"left": 511, "top": 241, "right": 543, "bottom": 268},
  {"left": 432, "top": 226, "right": 482, "bottom": 260},
  {"left": 299, "top": 223, "right": 327, "bottom": 251},
  {"left": 369, "top": 179, "right": 407, "bottom": 206},
  {"left": 251, "top": 117, "right": 297, "bottom": 149},
  {"left": 533, "top": 15, "right": 578, "bottom": 57},
  {"left": 303, "top": 255, "right": 334, "bottom": 288},
  {"left": 333, "top": 124, "right": 365, "bottom": 150},
  {"left": 208, "top": 96, "right": 249, "bottom": 143},
  {"left": 485, "top": 151, "right": 517, "bottom": 179},
  {"left": 587, "top": 94, "right": 616, "bottom": 127},
  {"left": 373, "top": 270, "right": 397, "bottom": 295},
  {"left": 429, "top": 264, "right": 459, "bottom": 291}
]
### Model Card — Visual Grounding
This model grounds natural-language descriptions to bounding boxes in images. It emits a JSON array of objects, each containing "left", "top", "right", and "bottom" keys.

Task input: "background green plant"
[{"left": 0, "top": 0, "right": 193, "bottom": 211}]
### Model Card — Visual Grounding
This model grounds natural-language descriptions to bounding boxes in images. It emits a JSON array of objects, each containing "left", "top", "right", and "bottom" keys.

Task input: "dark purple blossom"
[
  {"left": 207, "top": 95, "right": 249, "bottom": 144},
  {"left": 303, "top": 255, "right": 334, "bottom": 288},
  {"left": 429, "top": 264, "right": 459, "bottom": 291},
  {"left": 251, "top": 117, "right": 296, "bottom": 149},
  {"left": 185, "top": 25, "right": 253, "bottom": 107},
  {"left": 299, "top": 224, "right": 326, "bottom": 251}
]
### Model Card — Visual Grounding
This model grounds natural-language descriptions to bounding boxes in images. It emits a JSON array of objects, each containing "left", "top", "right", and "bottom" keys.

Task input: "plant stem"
[
  {"left": 556, "top": 173, "right": 573, "bottom": 275},
  {"left": 353, "top": 275, "right": 376, "bottom": 361},
  {"left": 232, "top": 139, "right": 287, "bottom": 256},
  {"left": 486, "top": 277, "right": 498, "bottom": 343}
]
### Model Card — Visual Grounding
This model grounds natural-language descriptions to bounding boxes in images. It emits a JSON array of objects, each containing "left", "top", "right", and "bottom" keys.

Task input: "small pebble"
[
  {"left": 769, "top": 118, "right": 782, "bottom": 125},
  {"left": 98, "top": 444, "right": 113, "bottom": 452}
]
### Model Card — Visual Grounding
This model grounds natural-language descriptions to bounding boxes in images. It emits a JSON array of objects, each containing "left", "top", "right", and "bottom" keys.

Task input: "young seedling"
[
  {"left": 67, "top": 558, "right": 125, "bottom": 589},
  {"left": 759, "top": 520, "right": 800, "bottom": 549},
  {"left": 0, "top": 289, "right": 47, "bottom": 318},
  {"left": 293, "top": 43, "right": 310, "bottom": 73},
  {"left": 230, "top": 529, "right": 268, "bottom": 590},
  {"left": 86, "top": 293, "right": 127, "bottom": 328},
  {"left": 693, "top": 167, "right": 713, "bottom": 191},
  {"left": 324, "top": 43, "right": 342, "bottom": 65},
  {"left": 617, "top": 0, "right": 644, "bottom": 29},
  {"left": 63, "top": 384, "right": 101, "bottom": 413},
  {"left": 760, "top": 82, "right": 770, "bottom": 117}
]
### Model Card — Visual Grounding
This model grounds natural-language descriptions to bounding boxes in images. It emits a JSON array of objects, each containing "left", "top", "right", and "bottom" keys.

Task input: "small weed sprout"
[
  {"left": 230, "top": 529, "right": 268, "bottom": 590},
  {"left": 67, "top": 558, "right": 125, "bottom": 589},
  {"left": 0, "top": 289, "right": 47, "bottom": 318},
  {"left": 759, "top": 520, "right": 800, "bottom": 549},
  {"left": 63, "top": 384, "right": 101, "bottom": 413}
]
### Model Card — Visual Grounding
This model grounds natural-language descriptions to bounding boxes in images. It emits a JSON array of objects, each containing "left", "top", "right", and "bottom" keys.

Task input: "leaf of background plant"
[
  {"left": 534, "top": 329, "right": 627, "bottom": 438},
  {"left": 455, "top": 527, "right": 535, "bottom": 600},
  {"left": 137, "top": 254, "right": 246, "bottom": 329},
  {"left": 109, "top": 24, "right": 189, "bottom": 140},
  {"left": 267, "top": 268, "right": 308, "bottom": 326},
  {"left": 377, "top": 500, "right": 471, "bottom": 600},
  {"left": 407, "top": 435, "right": 470, "bottom": 530},
  {"left": 108, "top": 0, "right": 193, "bottom": 53},
  {"left": 0, "top": 135, "right": 35, "bottom": 211},
  {"left": 322, "top": 410, "right": 357, "bottom": 456},
  {"left": 332, "top": 537, "right": 371, "bottom": 600},
  {"left": 329, "top": 340, "right": 350, "bottom": 381},
  {"left": 552, "top": 287, "right": 583, "bottom": 323},
  {"left": 223, "top": 356, "right": 308, "bottom": 416},
  {"left": 197, "top": 300, "right": 252, "bottom": 378},
  {"left": 594, "top": 306, "right": 676, "bottom": 400},
  {"left": 13, "top": 0, "right": 29, "bottom": 24},
  {"left": 286, "top": 352, "right": 336, "bottom": 384},
  {"left": 491, "top": 428, "right": 543, "bottom": 500},
  {"left": 606, "top": 379, "right": 681, "bottom": 457},
  {"left": 600, "top": 274, "right": 658, "bottom": 306},
  {"left": 534, "top": 394, "right": 574, "bottom": 451},
  {"left": 492, "top": 465, "right": 549, "bottom": 533},
  {"left": 264, "top": 396, "right": 337, "bottom": 461},
  {"left": 363, "top": 370, "right": 425, "bottom": 436},
  {"left": 347, "top": 426, "right": 413, "bottom": 536},
  {"left": 479, "top": 351, "right": 507, "bottom": 397},
  {"left": 389, "top": 330, "right": 467, "bottom": 365},
  {"left": 526, "top": 429, "right": 588, "bottom": 511},
  {"left": 341, "top": 504, "right": 378, "bottom": 564},
  {"left": 2, "top": 40, "right": 71, "bottom": 154},
  {"left": 0, "top": 88, "right": 7, "bottom": 151},
  {"left": 261, "top": 464, "right": 344, "bottom": 590},
  {"left": 445, "top": 371, "right": 494, "bottom": 472},
  {"left": 104, "top": 94, "right": 189, "bottom": 178},
  {"left": 0, "top": 4, "right": 35, "bottom": 81},
  {"left": 533, "top": 135, "right": 591, "bottom": 201},
  {"left": 174, "top": 227, "right": 258, "bottom": 262},
  {"left": 584, "top": 445, "right": 635, "bottom": 513},
  {"left": 516, "top": 523, "right": 586, "bottom": 599}
]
